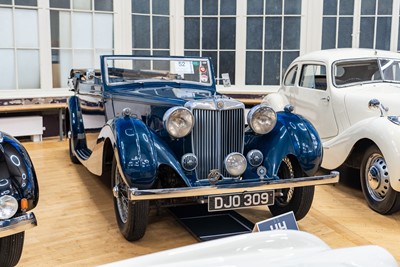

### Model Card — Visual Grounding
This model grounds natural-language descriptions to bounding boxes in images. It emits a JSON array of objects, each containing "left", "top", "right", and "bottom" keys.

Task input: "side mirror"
[
  {"left": 216, "top": 73, "right": 231, "bottom": 87},
  {"left": 67, "top": 77, "right": 78, "bottom": 91},
  {"left": 368, "top": 98, "right": 388, "bottom": 117},
  {"left": 368, "top": 98, "right": 380, "bottom": 109}
]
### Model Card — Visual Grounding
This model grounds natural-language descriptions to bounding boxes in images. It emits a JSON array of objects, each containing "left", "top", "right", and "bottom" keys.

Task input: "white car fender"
[
  {"left": 99, "top": 230, "right": 397, "bottom": 267},
  {"left": 322, "top": 116, "right": 400, "bottom": 191},
  {"left": 262, "top": 92, "right": 289, "bottom": 112}
]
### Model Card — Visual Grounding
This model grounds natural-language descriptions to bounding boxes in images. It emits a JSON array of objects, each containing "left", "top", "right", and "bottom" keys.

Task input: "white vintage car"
[
  {"left": 100, "top": 230, "right": 397, "bottom": 266},
  {"left": 263, "top": 48, "right": 400, "bottom": 215}
]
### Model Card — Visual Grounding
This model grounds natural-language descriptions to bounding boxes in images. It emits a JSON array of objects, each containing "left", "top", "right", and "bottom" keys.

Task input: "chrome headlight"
[
  {"left": 163, "top": 107, "right": 194, "bottom": 138},
  {"left": 0, "top": 195, "right": 18, "bottom": 220},
  {"left": 225, "top": 152, "right": 247, "bottom": 177},
  {"left": 247, "top": 104, "right": 277, "bottom": 134}
]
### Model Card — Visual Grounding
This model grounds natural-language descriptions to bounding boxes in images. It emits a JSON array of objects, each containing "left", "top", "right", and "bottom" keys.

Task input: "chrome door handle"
[{"left": 321, "top": 96, "right": 330, "bottom": 102}]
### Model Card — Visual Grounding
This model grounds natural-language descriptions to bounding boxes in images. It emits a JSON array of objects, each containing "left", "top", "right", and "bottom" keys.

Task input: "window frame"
[
  {"left": 0, "top": 3, "right": 40, "bottom": 89},
  {"left": 299, "top": 64, "right": 327, "bottom": 90}
]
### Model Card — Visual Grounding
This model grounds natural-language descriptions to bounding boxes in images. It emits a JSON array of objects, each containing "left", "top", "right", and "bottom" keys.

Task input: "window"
[
  {"left": 334, "top": 60, "right": 382, "bottom": 86},
  {"left": 245, "top": 0, "right": 301, "bottom": 86},
  {"left": 132, "top": 0, "right": 170, "bottom": 56},
  {"left": 283, "top": 65, "right": 298, "bottom": 86},
  {"left": 50, "top": 0, "right": 114, "bottom": 88},
  {"left": 0, "top": 0, "right": 40, "bottom": 89},
  {"left": 184, "top": 0, "right": 236, "bottom": 84},
  {"left": 322, "top": 0, "right": 354, "bottom": 49},
  {"left": 322, "top": 0, "right": 395, "bottom": 51},
  {"left": 360, "top": 0, "right": 392, "bottom": 50},
  {"left": 300, "top": 65, "right": 327, "bottom": 90}
]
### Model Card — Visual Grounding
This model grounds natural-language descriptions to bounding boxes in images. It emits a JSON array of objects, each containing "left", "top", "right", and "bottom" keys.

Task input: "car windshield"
[
  {"left": 333, "top": 58, "right": 400, "bottom": 87},
  {"left": 104, "top": 56, "right": 213, "bottom": 86}
]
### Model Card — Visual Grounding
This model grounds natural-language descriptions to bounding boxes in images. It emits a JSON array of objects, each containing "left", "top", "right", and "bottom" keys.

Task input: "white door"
[{"left": 289, "top": 64, "right": 338, "bottom": 139}]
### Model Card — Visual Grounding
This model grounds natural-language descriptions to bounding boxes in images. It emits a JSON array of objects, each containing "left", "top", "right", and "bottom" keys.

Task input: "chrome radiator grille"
[{"left": 192, "top": 108, "right": 244, "bottom": 179}]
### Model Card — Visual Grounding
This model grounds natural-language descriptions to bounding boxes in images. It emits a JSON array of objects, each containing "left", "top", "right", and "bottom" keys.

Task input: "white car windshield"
[
  {"left": 104, "top": 57, "right": 213, "bottom": 86},
  {"left": 333, "top": 58, "right": 400, "bottom": 87}
]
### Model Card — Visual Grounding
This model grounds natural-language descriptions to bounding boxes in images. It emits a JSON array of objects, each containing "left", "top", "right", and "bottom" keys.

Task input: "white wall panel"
[
  {"left": 15, "top": 9, "right": 38, "bottom": 47},
  {"left": 0, "top": 8, "right": 13, "bottom": 48},
  {"left": 72, "top": 12, "right": 92, "bottom": 48}
]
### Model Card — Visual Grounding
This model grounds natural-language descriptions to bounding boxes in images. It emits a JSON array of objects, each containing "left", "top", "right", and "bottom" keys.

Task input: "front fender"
[
  {"left": 0, "top": 132, "right": 39, "bottom": 211},
  {"left": 262, "top": 92, "right": 290, "bottom": 112},
  {"left": 86, "top": 116, "right": 190, "bottom": 188},
  {"left": 245, "top": 111, "right": 322, "bottom": 177},
  {"left": 322, "top": 117, "right": 400, "bottom": 191},
  {"left": 112, "top": 116, "right": 158, "bottom": 189}
]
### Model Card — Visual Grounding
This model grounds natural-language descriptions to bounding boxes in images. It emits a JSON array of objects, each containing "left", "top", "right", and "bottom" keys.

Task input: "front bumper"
[
  {"left": 125, "top": 171, "right": 339, "bottom": 201},
  {"left": 0, "top": 212, "right": 37, "bottom": 238}
]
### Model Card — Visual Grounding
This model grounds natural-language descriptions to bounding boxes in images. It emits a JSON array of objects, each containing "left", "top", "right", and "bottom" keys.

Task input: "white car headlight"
[
  {"left": 0, "top": 195, "right": 18, "bottom": 220},
  {"left": 247, "top": 104, "right": 277, "bottom": 134},
  {"left": 225, "top": 152, "right": 247, "bottom": 177},
  {"left": 163, "top": 107, "right": 194, "bottom": 138}
]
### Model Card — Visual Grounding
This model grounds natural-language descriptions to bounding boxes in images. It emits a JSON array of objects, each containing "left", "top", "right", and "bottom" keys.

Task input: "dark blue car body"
[{"left": 67, "top": 55, "right": 338, "bottom": 241}]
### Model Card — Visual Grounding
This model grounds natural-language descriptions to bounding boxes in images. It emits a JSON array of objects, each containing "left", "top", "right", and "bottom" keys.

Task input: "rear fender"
[{"left": 245, "top": 111, "right": 322, "bottom": 177}]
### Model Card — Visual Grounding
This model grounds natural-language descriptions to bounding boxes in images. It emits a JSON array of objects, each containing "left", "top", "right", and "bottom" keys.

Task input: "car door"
[{"left": 290, "top": 63, "right": 338, "bottom": 139}]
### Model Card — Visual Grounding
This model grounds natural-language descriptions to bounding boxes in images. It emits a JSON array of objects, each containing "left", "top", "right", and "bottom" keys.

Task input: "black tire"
[
  {"left": 0, "top": 232, "right": 24, "bottom": 267},
  {"left": 69, "top": 138, "right": 80, "bottom": 164},
  {"left": 360, "top": 145, "right": 400, "bottom": 214},
  {"left": 112, "top": 157, "right": 149, "bottom": 241},
  {"left": 269, "top": 157, "right": 315, "bottom": 220}
]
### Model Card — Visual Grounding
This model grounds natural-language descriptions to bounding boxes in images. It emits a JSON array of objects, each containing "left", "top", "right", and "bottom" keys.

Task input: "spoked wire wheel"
[
  {"left": 114, "top": 168, "right": 130, "bottom": 223},
  {"left": 112, "top": 157, "right": 149, "bottom": 241},
  {"left": 269, "top": 157, "right": 315, "bottom": 220},
  {"left": 274, "top": 157, "right": 295, "bottom": 206}
]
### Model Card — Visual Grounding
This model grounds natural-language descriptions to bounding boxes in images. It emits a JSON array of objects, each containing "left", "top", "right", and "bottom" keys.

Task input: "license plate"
[{"left": 208, "top": 190, "right": 274, "bottom": 212}]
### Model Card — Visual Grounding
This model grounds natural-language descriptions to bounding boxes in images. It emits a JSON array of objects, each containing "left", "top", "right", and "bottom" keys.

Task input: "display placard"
[{"left": 253, "top": 211, "right": 298, "bottom": 232}]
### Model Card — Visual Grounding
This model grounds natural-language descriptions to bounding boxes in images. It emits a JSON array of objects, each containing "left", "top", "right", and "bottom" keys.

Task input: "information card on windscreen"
[{"left": 174, "top": 61, "right": 194, "bottom": 74}]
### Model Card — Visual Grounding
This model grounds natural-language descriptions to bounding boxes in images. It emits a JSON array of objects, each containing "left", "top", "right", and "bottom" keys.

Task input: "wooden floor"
[{"left": 17, "top": 138, "right": 400, "bottom": 266}]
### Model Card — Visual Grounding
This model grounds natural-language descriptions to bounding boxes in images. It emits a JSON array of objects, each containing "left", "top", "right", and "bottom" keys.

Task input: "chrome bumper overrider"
[
  {"left": 128, "top": 171, "right": 339, "bottom": 201},
  {"left": 0, "top": 212, "right": 37, "bottom": 238}
]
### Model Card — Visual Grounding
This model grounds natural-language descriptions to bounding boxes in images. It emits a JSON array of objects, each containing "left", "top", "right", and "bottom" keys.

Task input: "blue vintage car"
[
  {"left": 67, "top": 55, "right": 338, "bottom": 241},
  {"left": 0, "top": 132, "right": 38, "bottom": 267}
]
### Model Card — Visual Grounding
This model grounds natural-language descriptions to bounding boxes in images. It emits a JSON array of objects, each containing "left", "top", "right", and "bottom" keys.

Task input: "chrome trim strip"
[
  {"left": 0, "top": 212, "right": 37, "bottom": 238},
  {"left": 128, "top": 171, "right": 339, "bottom": 201}
]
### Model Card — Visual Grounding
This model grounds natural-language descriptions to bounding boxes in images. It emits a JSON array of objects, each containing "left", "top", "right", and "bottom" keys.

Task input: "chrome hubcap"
[
  {"left": 367, "top": 166, "right": 380, "bottom": 190},
  {"left": 366, "top": 154, "right": 390, "bottom": 201}
]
